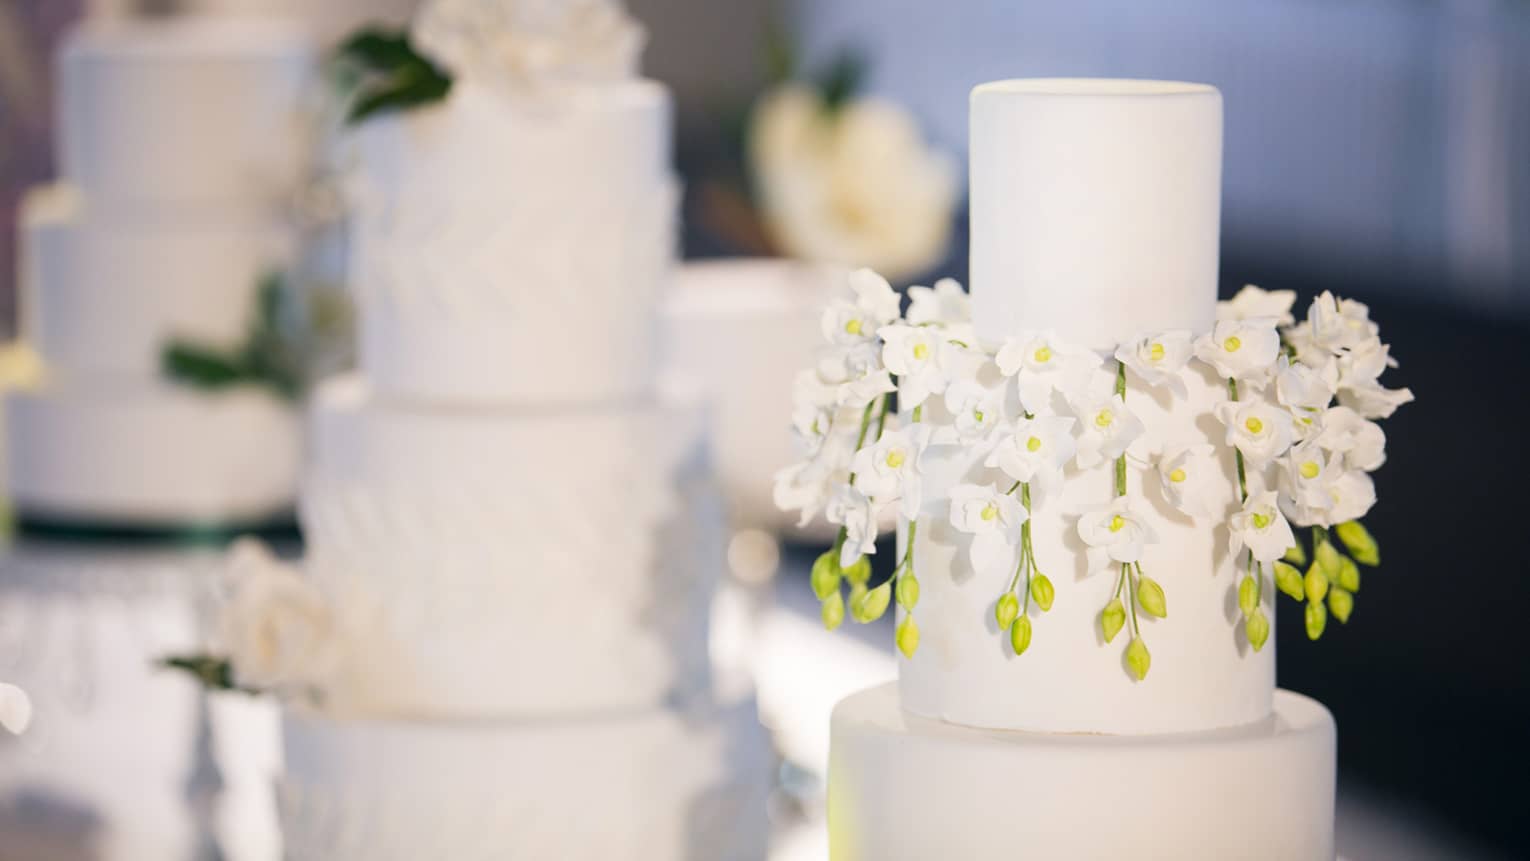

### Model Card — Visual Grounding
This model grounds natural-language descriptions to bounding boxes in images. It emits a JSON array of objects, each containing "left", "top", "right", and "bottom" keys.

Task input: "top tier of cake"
[
  {"left": 58, "top": 18, "right": 315, "bottom": 216},
  {"left": 969, "top": 79, "right": 1222, "bottom": 350}
]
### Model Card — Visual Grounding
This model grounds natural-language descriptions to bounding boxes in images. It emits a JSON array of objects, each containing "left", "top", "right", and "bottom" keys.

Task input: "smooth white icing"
[
  {"left": 3, "top": 381, "right": 299, "bottom": 525},
  {"left": 279, "top": 697, "right": 771, "bottom": 860},
  {"left": 969, "top": 79, "right": 1222, "bottom": 350},
  {"left": 58, "top": 18, "right": 314, "bottom": 215},
  {"left": 345, "top": 79, "right": 676, "bottom": 404},
  {"left": 300, "top": 375, "right": 721, "bottom": 718},
  {"left": 829, "top": 682, "right": 1334, "bottom": 860},
  {"left": 901, "top": 361, "right": 1275, "bottom": 734},
  {"left": 20, "top": 186, "right": 292, "bottom": 378}
]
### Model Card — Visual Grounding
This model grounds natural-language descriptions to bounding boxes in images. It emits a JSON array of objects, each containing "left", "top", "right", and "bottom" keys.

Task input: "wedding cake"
[
  {"left": 194, "top": 3, "right": 770, "bottom": 858},
  {"left": 4, "top": 18, "right": 312, "bottom": 526},
  {"left": 778, "top": 79, "right": 1412, "bottom": 859}
]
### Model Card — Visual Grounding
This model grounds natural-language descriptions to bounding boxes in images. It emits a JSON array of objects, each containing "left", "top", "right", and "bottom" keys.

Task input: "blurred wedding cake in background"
[
  {"left": 190, "top": 1, "right": 771, "bottom": 857},
  {"left": 3, "top": 16, "right": 314, "bottom": 527}
]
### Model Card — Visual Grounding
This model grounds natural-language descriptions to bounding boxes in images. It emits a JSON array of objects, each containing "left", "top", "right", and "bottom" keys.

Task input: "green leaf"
[
  {"left": 158, "top": 654, "right": 239, "bottom": 691},
  {"left": 851, "top": 581, "right": 891, "bottom": 623},
  {"left": 811, "top": 550, "right": 842, "bottom": 600},
  {"left": 1274, "top": 561, "right": 1306, "bottom": 601},
  {"left": 1029, "top": 574, "right": 1055, "bottom": 612},
  {"left": 762, "top": 15, "right": 796, "bottom": 84},
  {"left": 1328, "top": 586, "right": 1354, "bottom": 624},
  {"left": 161, "top": 342, "right": 246, "bottom": 390},
  {"left": 1305, "top": 600, "right": 1328, "bottom": 640},
  {"left": 335, "top": 28, "right": 421, "bottom": 67},
  {"left": 1009, "top": 615, "right": 1033, "bottom": 656},
  {"left": 1100, "top": 599, "right": 1126, "bottom": 643},
  {"left": 815, "top": 50, "right": 866, "bottom": 114},
  {"left": 895, "top": 574, "right": 920, "bottom": 610},
  {"left": 995, "top": 592, "right": 1019, "bottom": 630},
  {"left": 1304, "top": 564, "right": 1329, "bottom": 603},
  {"left": 1335, "top": 520, "right": 1380, "bottom": 567},
  {"left": 1136, "top": 576, "right": 1167, "bottom": 618},
  {"left": 1336, "top": 556, "right": 1361, "bottom": 593},
  {"left": 1125, "top": 637, "right": 1151, "bottom": 680},
  {"left": 334, "top": 27, "right": 453, "bottom": 125},
  {"left": 821, "top": 592, "right": 845, "bottom": 631},
  {"left": 1246, "top": 609, "right": 1271, "bottom": 652},
  {"left": 348, "top": 67, "right": 452, "bottom": 124},
  {"left": 896, "top": 616, "right": 920, "bottom": 658},
  {"left": 1238, "top": 574, "right": 1259, "bottom": 618}
]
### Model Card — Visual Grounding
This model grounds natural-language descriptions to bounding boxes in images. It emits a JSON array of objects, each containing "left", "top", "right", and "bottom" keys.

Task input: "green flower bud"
[
  {"left": 1336, "top": 556, "right": 1361, "bottom": 593},
  {"left": 851, "top": 582, "right": 892, "bottom": 623},
  {"left": 811, "top": 551, "right": 842, "bottom": 601},
  {"left": 1305, "top": 599, "right": 1327, "bottom": 640},
  {"left": 995, "top": 592, "right": 1020, "bottom": 630},
  {"left": 1100, "top": 599, "right": 1126, "bottom": 643},
  {"left": 843, "top": 555, "right": 873, "bottom": 585},
  {"left": 1136, "top": 577, "right": 1167, "bottom": 619},
  {"left": 1274, "top": 561, "right": 1306, "bottom": 602},
  {"left": 1029, "top": 574, "right": 1055, "bottom": 613},
  {"left": 1125, "top": 637, "right": 1151, "bottom": 680},
  {"left": 1282, "top": 541, "right": 1308, "bottom": 567},
  {"left": 896, "top": 574, "right": 920, "bottom": 610},
  {"left": 896, "top": 616, "right": 920, "bottom": 658},
  {"left": 1238, "top": 574, "right": 1259, "bottom": 618},
  {"left": 1009, "top": 615, "right": 1033, "bottom": 656},
  {"left": 1328, "top": 586, "right": 1353, "bottom": 624},
  {"left": 821, "top": 592, "right": 845, "bottom": 630},
  {"left": 1246, "top": 609, "right": 1271, "bottom": 652},
  {"left": 1335, "top": 520, "right": 1380, "bottom": 567},
  {"left": 1304, "top": 564, "right": 1329, "bottom": 603},
  {"left": 1315, "top": 537, "right": 1343, "bottom": 579}
]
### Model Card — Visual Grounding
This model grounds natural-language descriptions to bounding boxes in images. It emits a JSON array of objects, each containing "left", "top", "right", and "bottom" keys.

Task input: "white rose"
[
  {"left": 219, "top": 540, "right": 342, "bottom": 693},
  {"left": 413, "top": 0, "right": 645, "bottom": 92}
]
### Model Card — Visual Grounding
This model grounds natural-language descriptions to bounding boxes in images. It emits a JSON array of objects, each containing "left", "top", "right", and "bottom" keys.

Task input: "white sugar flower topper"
[
  {"left": 948, "top": 484, "right": 1028, "bottom": 575},
  {"left": 1077, "top": 497, "right": 1158, "bottom": 574}
]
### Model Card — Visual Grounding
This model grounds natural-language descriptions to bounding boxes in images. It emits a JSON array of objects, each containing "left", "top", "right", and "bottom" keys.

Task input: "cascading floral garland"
[{"left": 776, "top": 271, "right": 1411, "bottom": 678}]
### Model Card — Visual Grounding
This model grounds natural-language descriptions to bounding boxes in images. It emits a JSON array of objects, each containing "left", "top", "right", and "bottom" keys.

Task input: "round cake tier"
[
  {"left": 279, "top": 698, "right": 771, "bottom": 860},
  {"left": 829, "top": 683, "right": 1335, "bottom": 860},
  {"left": 3, "top": 380, "right": 299, "bottom": 526},
  {"left": 300, "top": 375, "right": 720, "bottom": 718},
  {"left": 345, "top": 80, "right": 676, "bottom": 404},
  {"left": 58, "top": 18, "right": 314, "bottom": 214},
  {"left": 969, "top": 79, "right": 1222, "bottom": 349},
  {"left": 19, "top": 185, "right": 292, "bottom": 377}
]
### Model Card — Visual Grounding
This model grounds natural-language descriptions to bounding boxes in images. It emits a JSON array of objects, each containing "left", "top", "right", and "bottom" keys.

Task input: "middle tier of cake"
[{"left": 300, "top": 376, "right": 721, "bottom": 718}]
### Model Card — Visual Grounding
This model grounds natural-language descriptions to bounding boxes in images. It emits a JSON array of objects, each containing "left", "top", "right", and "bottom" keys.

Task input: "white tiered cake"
[
  {"left": 4, "top": 18, "right": 311, "bottom": 526},
  {"left": 199, "top": 3, "right": 771, "bottom": 858},
  {"left": 774, "top": 79, "right": 1415, "bottom": 859}
]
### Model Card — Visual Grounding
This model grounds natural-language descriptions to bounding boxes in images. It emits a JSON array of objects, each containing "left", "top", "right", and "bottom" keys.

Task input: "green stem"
[
  {"left": 912, "top": 404, "right": 923, "bottom": 423},
  {"left": 1114, "top": 360, "right": 1128, "bottom": 497},
  {"left": 1126, "top": 562, "right": 1141, "bottom": 636},
  {"left": 1227, "top": 378, "right": 1249, "bottom": 502}
]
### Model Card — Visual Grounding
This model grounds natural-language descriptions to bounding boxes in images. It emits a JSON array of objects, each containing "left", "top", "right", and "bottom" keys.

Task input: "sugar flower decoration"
[
  {"left": 878, "top": 323, "right": 952, "bottom": 408},
  {"left": 1314, "top": 406, "right": 1387, "bottom": 472},
  {"left": 1279, "top": 441, "right": 1339, "bottom": 512},
  {"left": 1077, "top": 497, "right": 1157, "bottom": 573},
  {"left": 821, "top": 269, "right": 902, "bottom": 348},
  {"left": 1275, "top": 354, "right": 1339, "bottom": 415},
  {"left": 939, "top": 378, "right": 1008, "bottom": 447},
  {"left": 218, "top": 539, "right": 342, "bottom": 693},
  {"left": 1214, "top": 398, "right": 1294, "bottom": 466},
  {"left": 850, "top": 426, "right": 931, "bottom": 519},
  {"left": 1228, "top": 490, "right": 1297, "bottom": 564},
  {"left": 1194, "top": 317, "right": 1282, "bottom": 384},
  {"left": 1115, "top": 331, "right": 1193, "bottom": 395},
  {"left": 413, "top": 0, "right": 644, "bottom": 93},
  {"left": 1156, "top": 443, "right": 1221, "bottom": 520},
  {"left": 0, "top": 683, "right": 32, "bottom": 735},
  {"left": 906, "top": 278, "right": 972, "bottom": 334},
  {"left": 1069, "top": 390, "right": 1145, "bottom": 470},
  {"left": 948, "top": 483, "right": 1028, "bottom": 575},
  {"left": 985, "top": 415, "right": 1077, "bottom": 505},
  {"left": 1218, "top": 285, "right": 1297, "bottom": 326},
  {"left": 773, "top": 455, "right": 844, "bottom": 527},
  {"left": 827, "top": 484, "right": 879, "bottom": 567},
  {"left": 995, "top": 332, "right": 1099, "bottom": 414},
  {"left": 1307, "top": 291, "right": 1378, "bottom": 354}
]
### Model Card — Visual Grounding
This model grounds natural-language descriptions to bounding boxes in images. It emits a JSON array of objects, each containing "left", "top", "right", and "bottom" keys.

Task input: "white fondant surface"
[
  {"left": 58, "top": 18, "right": 314, "bottom": 214},
  {"left": 300, "top": 375, "right": 721, "bottom": 717},
  {"left": 21, "top": 187, "right": 292, "bottom": 376},
  {"left": 902, "top": 362, "right": 1274, "bottom": 734},
  {"left": 345, "top": 80, "right": 676, "bottom": 404},
  {"left": 279, "top": 698, "right": 772, "bottom": 860},
  {"left": 969, "top": 79, "right": 1222, "bottom": 349},
  {"left": 830, "top": 683, "right": 1335, "bottom": 861},
  {"left": 3, "top": 381, "right": 299, "bottom": 525}
]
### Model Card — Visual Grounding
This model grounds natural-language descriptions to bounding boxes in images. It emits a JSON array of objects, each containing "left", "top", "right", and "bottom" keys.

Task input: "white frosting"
[
  {"left": 20, "top": 186, "right": 292, "bottom": 377},
  {"left": 279, "top": 697, "right": 771, "bottom": 860},
  {"left": 3, "top": 381, "right": 299, "bottom": 525},
  {"left": 901, "top": 362, "right": 1274, "bottom": 734},
  {"left": 345, "top": 79, "right": 675, "bottom": 404},
  {"left": 969, "top": 80, "right": 1222, "bottom": 349},
  {"left": 300, "top": 376, "right": 720, "bottom": 718},
  {"left": 58, "top": 18, "right": 314, "bottom": 214},
  {"left": 829, "top": 683, "right": 1334, "bottom": 860}
]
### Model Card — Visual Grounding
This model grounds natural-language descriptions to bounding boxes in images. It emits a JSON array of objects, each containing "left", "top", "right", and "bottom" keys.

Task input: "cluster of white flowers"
[
  {"left": 778, "top": 273, "right": 1410, "bottom": 651},
  {"left": 217, "top": 539, "right": 345, "bottom": 696}
]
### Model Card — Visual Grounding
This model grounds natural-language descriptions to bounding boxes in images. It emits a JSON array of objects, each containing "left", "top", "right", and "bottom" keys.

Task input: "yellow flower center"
[
  {"left": 1149, "top": 342, "right": 1166, "bottom": 362},
  {"left": 1299, "top": 460, "right": 1320, "bottom": 480},
  {"left": 1109, "top": 514, "right": 1126, "bottom": 533},
  {"left": 1252, "top": 512, "right": 1270, "bottom": 530},
  {"left": 1033, "top": 346, "right": 1052, "bottom": 364},
  {"left": 845, "top": 318, "right": 863, "bottom": 336},
  {"left": 885, "top": 450, "right": 905, "bottom": 469},
  {"left": 1168, "top": 468, "right": 1187, "bottom": 483},
  {"left": 980, "top": 503, "right": 999, "bottom": 522},
  {"left": 973, "top": 409, "right": 985, "bottom": 423},
  {"left": 1244, "top": 417, "right": 1264, "bottom": 434},
  {"left": 1224, "top": 336, "right": 1242, "bottom": 352},
  {"left": 1026, "top": 436, "right": 1042, "bottom": 453},
  {"left": 1095, "top": 409, "right": 1114, "bottom": 428},
  {"left": 912, "top": 343, "right": 929, "bottom": 361}
]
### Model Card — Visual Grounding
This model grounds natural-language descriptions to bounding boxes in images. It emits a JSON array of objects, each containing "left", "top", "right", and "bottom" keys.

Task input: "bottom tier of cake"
[
  {"left": 829, "top": 683, "right": 1335, "bottom": 860},
  {"left": 3, "top": 380, "right": 299, "bottom": 526},
  {"left": 279, "top": 698, "right": 773, "bottom": 860}
]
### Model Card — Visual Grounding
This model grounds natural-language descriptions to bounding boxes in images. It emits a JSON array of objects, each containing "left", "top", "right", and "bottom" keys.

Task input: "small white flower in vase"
[
  {"left": 1077, "top": 497, "right": 1158, "bottom": 574},
  {"left": 219, "top": 539, "right": 343, "bottom": 696},
  {"left": 1229, "top": 491, "right": 1297, "bottom": 565},
  {"left": 948, "top": 484, "right": 1028, "bottom": 575}
]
